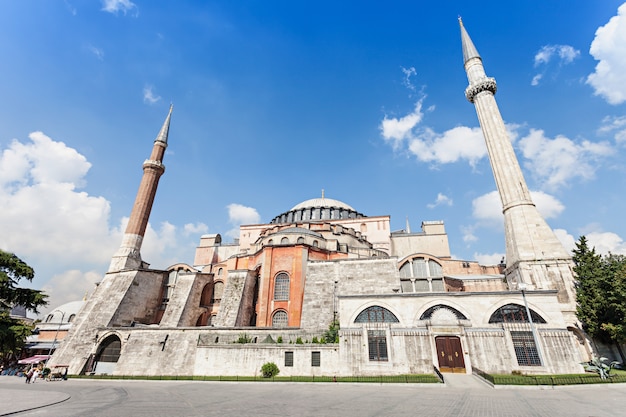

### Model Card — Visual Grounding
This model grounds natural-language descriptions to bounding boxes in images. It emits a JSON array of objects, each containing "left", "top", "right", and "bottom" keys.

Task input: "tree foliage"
[
  {"left": 573, "top": 236, "right": 626, "bottom": 363},
  {"left": 1, "top": 250, "right": 48, "bottom": 361}
]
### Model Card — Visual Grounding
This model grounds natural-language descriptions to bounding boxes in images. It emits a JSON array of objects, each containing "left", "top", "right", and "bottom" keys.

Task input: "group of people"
[{"left": 25, "top": 367, "right": 41, "bottom": 383}]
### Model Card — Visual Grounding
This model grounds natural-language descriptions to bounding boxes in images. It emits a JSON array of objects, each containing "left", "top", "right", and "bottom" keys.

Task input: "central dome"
[
  {"left": 270, "top": 196, "right": 365, "bottom": 224},
  {"left": 290, "top": 197, "right": 355, "bottom": 211}
]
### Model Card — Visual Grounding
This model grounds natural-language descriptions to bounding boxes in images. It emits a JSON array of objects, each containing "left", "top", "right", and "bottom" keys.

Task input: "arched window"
[
  {"left": 200, "top": 283, "right": 212, "bottom": 306},
  {"left": 46, "top": 314, "right": 53, "bottom": 323},
  {"left": 354, "top": 306, "right": 399, "bottom": 323},
  {"left": 274, "top": 273, "right": 290, "bottom": 300},
  {"left": 312, "top": 240, "right": 319, "bottom": 247},
  {"left": 488, "top": 304, "right": 546, "bottom": 324},
  {"left": 68, "top": 314, "right": 76, "bottom": 323},
  {"left": 267, "top": 239, "right": 273, "bottom": 245},
  {"left": 217, "top": 267, "right": 223, "bottom": 276},
  {"left": 399, "top": 257, "right": 444, "bottom": 293},
  {"left": 297, "top": 237, "right": 305, "bottom": 244},
  {"left": 280, "top": 237, "right": 289, "bottom": 244},
  {"left": 272, "top": 310, "right": 288, "bottom": 328},
  {"left": 211, "top": 281, "right": 224, "bottom": 304},
  {"left": 420, "top": 305, "right": 467, "bottom": 320}
]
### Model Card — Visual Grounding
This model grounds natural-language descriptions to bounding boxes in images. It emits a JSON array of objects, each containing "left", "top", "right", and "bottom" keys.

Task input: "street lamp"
[
  {"left": 518, "top": 283, "right": 544, "bottom": 366},
  {"left": 44, "top": 309, "right": 66, "bottom": 369}
]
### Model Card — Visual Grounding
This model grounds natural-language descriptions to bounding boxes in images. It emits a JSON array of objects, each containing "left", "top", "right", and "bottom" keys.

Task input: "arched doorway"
[
  {"left": 93, "top": 334, "right": 122, "bottom": 375},
  {"left": 435, "top": 336, "right": 465, "bottom": 373}
]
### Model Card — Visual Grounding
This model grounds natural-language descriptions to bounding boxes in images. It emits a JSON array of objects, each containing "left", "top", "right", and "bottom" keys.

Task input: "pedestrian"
[
  {"left": 31, "top": 368, "right": 40, "bottom": 383},
  {"left": 26, "top": 368, "right": 34, "bottom": 384}
]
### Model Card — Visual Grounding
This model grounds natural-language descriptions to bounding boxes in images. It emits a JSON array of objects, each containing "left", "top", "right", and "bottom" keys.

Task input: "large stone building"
[{"left": 50, "top": 21, "right": 589, "bottom": 377}]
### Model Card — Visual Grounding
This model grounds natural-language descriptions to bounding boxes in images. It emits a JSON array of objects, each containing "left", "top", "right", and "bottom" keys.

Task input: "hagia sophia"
[{"left": 46, "top": 20, "right": 589, "bottom": 377}]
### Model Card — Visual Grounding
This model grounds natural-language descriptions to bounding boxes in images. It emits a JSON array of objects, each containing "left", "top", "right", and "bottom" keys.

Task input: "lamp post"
[
  {"left": 518, "top": 283, "right": 544, "bottom": 366},
  {"left": 44, "top": 310, "right": 66, "bottom": 369}
]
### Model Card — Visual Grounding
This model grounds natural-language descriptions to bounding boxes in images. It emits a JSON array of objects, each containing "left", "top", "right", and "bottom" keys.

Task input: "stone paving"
[{"left": 1, "top": 375, "right": 626, "bottom": 417}]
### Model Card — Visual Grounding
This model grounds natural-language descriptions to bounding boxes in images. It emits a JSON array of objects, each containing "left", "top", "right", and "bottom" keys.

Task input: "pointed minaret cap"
[
  {"left": 459, "top": 17, "right": 481, "bottom": 64},
  {"left": 155, "top": 104, "right": 173, "bottom": 146}
]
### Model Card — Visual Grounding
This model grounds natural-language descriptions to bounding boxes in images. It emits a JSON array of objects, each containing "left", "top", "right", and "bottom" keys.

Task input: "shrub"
[
  {"left": 261, "top": 362, "right": 280, "bottom": 378},
  {"left": 277, "top": 336, "right": 283, "bottom": 343},
  {"left": 236, "top": 333, "right": 252, "bottom": 344},
  {"left": 312, "top": 336, "right": 319, "bottom": 344},
  {"left": 295, "top": 337, "right": 304, "bottom": 344}
]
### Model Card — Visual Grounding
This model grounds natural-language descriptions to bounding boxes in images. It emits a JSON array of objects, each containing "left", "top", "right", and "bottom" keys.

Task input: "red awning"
[{"left": 17, "top": 355, "right": 50, "bottom": 365}]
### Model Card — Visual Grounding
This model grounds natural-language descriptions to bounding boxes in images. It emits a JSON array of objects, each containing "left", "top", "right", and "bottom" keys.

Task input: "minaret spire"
[
  {"left": 458, "top": 17, "right": 481, "bottom": 64},
  {"left": 108, "top": 106, "right": 173, "bottom": 272},
  {"left": 459, "top": 21, "right": 576, "bottom": 323}
]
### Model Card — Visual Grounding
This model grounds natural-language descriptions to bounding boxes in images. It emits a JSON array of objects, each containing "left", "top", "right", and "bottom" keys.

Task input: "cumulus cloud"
[
  {"left": 101, "top": 0, "right": 137, "bottom": 15},
  {"left": 471, "top": 190, "right": 565, "bottom": 227},
  {"left": 0, "top": 132, "right": 203, "bottom": 313},
  {"left": 587, "top": 3, "right": 626, "bottom": 104},
  {"left": 40, "top": 270, "right": 103, "bottom": 314},
  {"left": 531, "top": 44, "right": 580, "bottom": 86},
  {"left": 380, "top": 99, "right": 425, "bottom": 148},
  {"left": 183, "top": 222, "right": 209, "bottom": 236},
  {"left": 517, "top": 129, "right": 612, "bottom": 190},
  {"left": 143, "top": 85, "right": 161, "bottom": 104},
  {"left": 226, "top": 203, "right": 260, "bottom": 239},
  {"left": 555, "top": 227, "right": 626, "bottom": 256},
  {"left": 427, "top": 193, "right": 453, "bottom": 209},
  {"left": 407, "top": 125, "right": 486, "bottom": 167},
  {"left": 401, "top": 66, "right": 417, "bottom": 92}
]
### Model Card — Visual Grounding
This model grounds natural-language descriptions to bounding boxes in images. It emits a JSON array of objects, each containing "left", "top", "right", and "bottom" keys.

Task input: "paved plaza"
[{"left": 1, "top": 374, "right": 626, "bottom": 417}]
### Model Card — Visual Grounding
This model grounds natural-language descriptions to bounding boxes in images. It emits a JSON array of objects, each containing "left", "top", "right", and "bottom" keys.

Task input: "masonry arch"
[{"left": 92, "top": 334, "right": 122, "bottom": 375}]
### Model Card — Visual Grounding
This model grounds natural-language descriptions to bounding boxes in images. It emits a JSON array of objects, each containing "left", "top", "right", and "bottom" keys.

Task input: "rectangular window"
[
  {"left": 285, "top": 351, "right": 294, "bottom": 367},
  {"left": 511, "top": 331, "right": 541, "bottom": 366},
  {"left": 311, "top": 351, "right": 321, "bottom": 367},
  {"left": 368, "top": 330, "right": 388, "bottom": 361}
]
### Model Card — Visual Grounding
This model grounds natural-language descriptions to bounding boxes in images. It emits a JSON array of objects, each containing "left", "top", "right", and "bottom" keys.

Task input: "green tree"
[
  {"left": 323, "top": 319, "right": 340, "bottom": 343},
  {"left": 1, "top": 250, "right": 48, "bottom": 364},
  {"left": 573, "top": 236, "right": 626, "bottom": 363}
]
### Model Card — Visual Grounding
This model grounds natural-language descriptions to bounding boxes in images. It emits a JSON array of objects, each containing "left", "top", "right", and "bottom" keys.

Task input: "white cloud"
[
  {"left": 555, "top": 226, "right": 626, "bottom": 256},
  {"left": 534, "top": 45, "right": 580, "bottom": 66},
  {"left": 407, "top": 125, "right": 486, "bottom": 167},
  {"left": 531, "top": 74, "right": 543, "bottom": 86},
  {"left": 88, "top": 45, "right": 104, "bottom": 61},
  {"left": 427, "top": 193, "right": 453, "bottom": 209},
  {"left": 598, "top": 115, "right": 626, "bottom": 144},
  {"left": 228, "top": 203, "right": 260, "bottom": 225},
  {"left": 40, "top": 270, "right": 102, "bottom": 315},
  {"left": 587, "top": 3, "right": 626, "bottom": 104},
  {"left": 225, "top": 203, "right": 260, "bottom": 240},
  {"left": 143, "top": 85, "right": 161, "bottom": 104},
  {"left": 517, "top": 128, "right": 612, "bottom": 190},
  {"left": 471, "top": 190, "right": 564, "bottom": 227},
  {"left": 380, "top": 99, "right": 425, "bottom": 148},
  {"left": 183, "top": 222, "right": 209, "bottom": 236},
  {"left": 0, "top": 132, "right": 203, "bottom": 312},
  {"left": 101, "top": 0, "right": 137, "bottom": 15},
  {"left": 473, "top": 252, "right": 505, "bottom": 266},
  {"left": 401, "top": 66, "right": 417, "bottom": 92},
  {"left": 532, "top": 44, "right": 580, "bottom": 86}
]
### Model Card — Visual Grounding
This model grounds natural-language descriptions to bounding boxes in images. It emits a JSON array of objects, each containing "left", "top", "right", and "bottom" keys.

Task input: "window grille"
[
  {"left": 367, "top": 330, "right": 388, "bottom": 361},
  {"left": 311, "top": 351, "right": 321, "bottom": 367},
  {"left": 285, "top": 351, "right": 294, "bottom": 367},
  {"left": 272, "top": 310, "right": 288, "bottom": 328},
  {"left": 511, "top": 331, "right": 541, "bottom": 366},
  {"left": 354, "top": 306, "right": 399, "bottom": 323},
  {"left": 274, "top": 273, "right": 290, "bottom": 300}
]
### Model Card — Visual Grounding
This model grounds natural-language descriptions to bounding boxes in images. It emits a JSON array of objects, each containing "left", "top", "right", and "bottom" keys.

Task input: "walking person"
[
  {"left": 31, "top": 368, "right": 40, "bottom": 383},
  {"left": 25, "top": 368, "right": 34, "bottom": 384}
]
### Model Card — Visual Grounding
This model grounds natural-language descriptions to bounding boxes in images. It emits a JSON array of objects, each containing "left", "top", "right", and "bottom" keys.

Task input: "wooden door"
[{"left": 436, "top": 336, "right": 465, "bottom": 373}]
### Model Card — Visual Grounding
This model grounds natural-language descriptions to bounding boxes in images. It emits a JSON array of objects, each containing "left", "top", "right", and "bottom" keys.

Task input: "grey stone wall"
[
  {"left": 301, "top": 258, "right": 400, "bottom": 332},
  {"left": 215, "top": 270, "right": 248, "bottom": 326}
]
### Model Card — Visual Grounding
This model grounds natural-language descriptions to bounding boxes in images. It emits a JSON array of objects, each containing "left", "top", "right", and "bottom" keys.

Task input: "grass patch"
[{"left": 483, "top": 372, "right": 626, "bottom": 386}]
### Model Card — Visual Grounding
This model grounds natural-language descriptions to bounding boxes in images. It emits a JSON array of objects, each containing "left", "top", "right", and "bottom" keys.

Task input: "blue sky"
[{"left": 2, "top": 0, "right": 626, "bottom": 314}]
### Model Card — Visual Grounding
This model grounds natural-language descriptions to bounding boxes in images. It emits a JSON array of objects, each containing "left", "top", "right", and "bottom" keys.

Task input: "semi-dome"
[{"left": 270, "top": 195, "right": 365, "bottom": 224}]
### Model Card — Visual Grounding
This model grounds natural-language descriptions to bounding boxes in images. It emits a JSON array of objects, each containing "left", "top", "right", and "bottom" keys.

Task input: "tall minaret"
[
  {"left": 108, "top": 105, "right": 173, "bottom": 272},
  {"left": 459, "top": 19, "right": 576, "bottom": 320}
]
